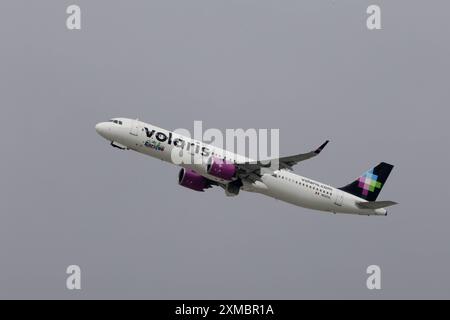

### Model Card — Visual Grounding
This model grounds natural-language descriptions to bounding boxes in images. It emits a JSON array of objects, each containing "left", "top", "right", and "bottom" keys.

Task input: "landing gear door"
[
  {"left": 334, "top": 191, "right": 344, "bottom": 206},
  {"left": 129, "top": 119, "right": 139, "bottom": 136}
]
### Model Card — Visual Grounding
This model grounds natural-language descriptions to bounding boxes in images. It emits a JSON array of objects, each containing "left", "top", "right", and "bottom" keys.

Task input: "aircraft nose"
[{"left": 95, "top": 122, "right": 110, "bottom": 138}]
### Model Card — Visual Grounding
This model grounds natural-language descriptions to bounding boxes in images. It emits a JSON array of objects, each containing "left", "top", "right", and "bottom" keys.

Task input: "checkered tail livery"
[{"left": 339, "top": 162, "right": 394, "bottom": 201}]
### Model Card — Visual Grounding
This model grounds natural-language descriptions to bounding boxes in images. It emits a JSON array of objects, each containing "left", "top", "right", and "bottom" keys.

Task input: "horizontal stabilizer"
[{"left": 357, "top": 200, "right": 398, "bottom": 210}]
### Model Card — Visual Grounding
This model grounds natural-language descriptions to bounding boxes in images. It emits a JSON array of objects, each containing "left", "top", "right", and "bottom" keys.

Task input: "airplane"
[{"left": 95, "top": 118, "right": 397, "bottom": 216}]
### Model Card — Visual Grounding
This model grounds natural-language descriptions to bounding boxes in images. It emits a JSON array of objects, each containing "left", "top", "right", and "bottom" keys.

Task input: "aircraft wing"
[{"left": 236, "top": 140, "right": 329, "bottom": 176}]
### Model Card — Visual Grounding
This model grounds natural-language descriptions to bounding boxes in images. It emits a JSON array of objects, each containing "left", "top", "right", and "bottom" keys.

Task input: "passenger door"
[
  {"left": 334, "top": 191, "right": 344, "bottom": 206},
  {"left": 129, "top": 119, "right": 139, "bottom": 136}
]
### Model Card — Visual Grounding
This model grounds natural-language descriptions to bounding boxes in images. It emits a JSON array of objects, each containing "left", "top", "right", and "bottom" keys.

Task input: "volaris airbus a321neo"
[{"left": 95, "top": 118, "right": 397, "bottom": 216}]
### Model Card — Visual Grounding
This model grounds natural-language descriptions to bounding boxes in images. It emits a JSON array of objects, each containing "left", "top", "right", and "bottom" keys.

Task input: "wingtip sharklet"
[{"left": 314, "top": 140, "right": 330, "bottom": 154}]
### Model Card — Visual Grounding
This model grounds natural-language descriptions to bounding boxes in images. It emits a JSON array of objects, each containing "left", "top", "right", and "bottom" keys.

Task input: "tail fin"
[{"left": 339, "top": 162, "right": 394, "bottom": 201}]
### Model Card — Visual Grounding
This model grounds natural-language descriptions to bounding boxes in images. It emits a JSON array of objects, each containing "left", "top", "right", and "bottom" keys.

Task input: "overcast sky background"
[{"left": 1, "top": 0, "right": 449, "bottom": 299}]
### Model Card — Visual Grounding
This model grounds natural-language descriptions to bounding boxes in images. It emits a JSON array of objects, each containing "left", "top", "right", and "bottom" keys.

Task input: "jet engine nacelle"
[
  {"left": 206, "top": 157, "right": 237, "bottom": 181},
  {"left": 178, "top": 168, "right": 211, "bottom": 192}
]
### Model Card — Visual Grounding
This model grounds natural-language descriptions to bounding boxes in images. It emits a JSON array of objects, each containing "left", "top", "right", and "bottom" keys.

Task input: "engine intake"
[
  {"left": 178, "top": 168, "right": 210, "bottom": 192},
  {"left": 207, "top": 157, "right": 237, "bottom": 181}
]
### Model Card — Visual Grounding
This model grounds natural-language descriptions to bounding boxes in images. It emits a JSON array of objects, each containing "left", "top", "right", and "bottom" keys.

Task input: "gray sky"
[{"left": 1, "top": 0, "right": 449, "bottom": 299}]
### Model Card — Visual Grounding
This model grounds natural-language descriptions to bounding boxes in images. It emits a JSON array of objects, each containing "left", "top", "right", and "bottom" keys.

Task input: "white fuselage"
[{"left": 95, "top": 118, "right": 387, "bottom": 216}]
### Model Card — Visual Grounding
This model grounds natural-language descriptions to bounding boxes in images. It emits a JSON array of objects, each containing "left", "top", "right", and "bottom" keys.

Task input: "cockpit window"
[{"left": 109, "top": 119, "right": 123, "bottom": 125}]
